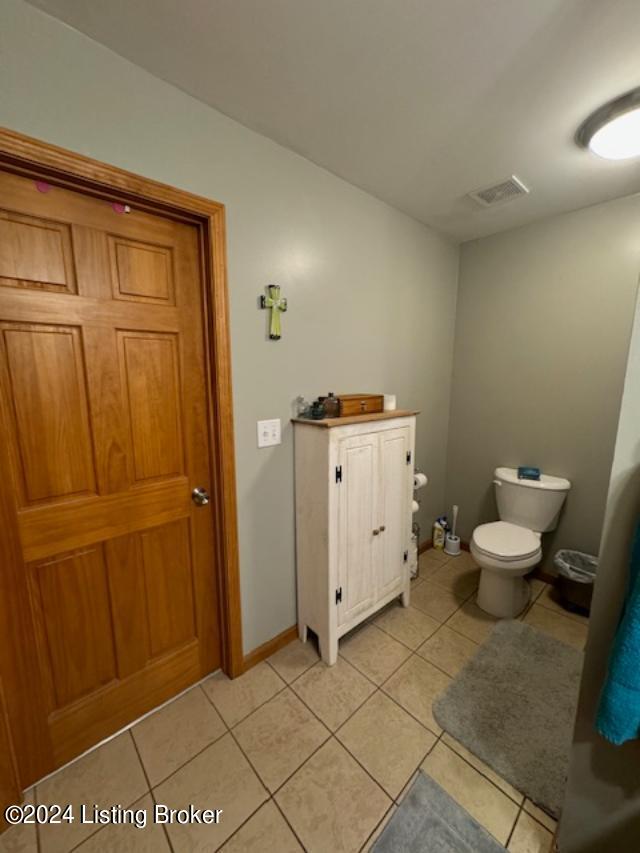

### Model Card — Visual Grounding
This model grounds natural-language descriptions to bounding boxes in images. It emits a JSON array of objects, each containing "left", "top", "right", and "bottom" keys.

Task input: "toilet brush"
[{"left": 444, "top": 505, "right": 461, "bottom": 556}]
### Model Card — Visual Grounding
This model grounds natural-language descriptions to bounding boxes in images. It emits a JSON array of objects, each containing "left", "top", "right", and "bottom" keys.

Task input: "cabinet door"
[
  {"left": 377, "top": 427, "right": 412, "bottom": 598},
  {"left": 336, "top": 433, "right": 378, "bottom": 626}
]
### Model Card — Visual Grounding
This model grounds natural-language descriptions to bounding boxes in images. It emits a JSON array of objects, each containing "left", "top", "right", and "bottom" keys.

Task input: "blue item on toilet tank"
[{"left": 517, "top": 466, "right": 541, "bottom": 481}]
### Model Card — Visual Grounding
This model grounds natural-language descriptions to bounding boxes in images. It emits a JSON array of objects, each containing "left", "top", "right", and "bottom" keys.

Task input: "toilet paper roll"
[
  {"left": 383, "top": 394, "right": 397, "bottom": 411},
  {"left": 413, "top": 472, "right": 428, "bottom": 490},
  {"left": 412, "top": 499, "right": 420, "bottom": 514}
]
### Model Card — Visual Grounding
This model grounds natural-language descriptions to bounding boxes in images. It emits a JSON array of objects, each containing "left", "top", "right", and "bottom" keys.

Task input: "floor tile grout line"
[
  {"left": 129, "top": 730, "right": 176, "bottom": 853},
  {"left": 203, "top": 671, "right": 290, "bottom": 730},
  {"left": 263, "top": 647, "right": 318, "bottom": 684},
  {"left": 33, "top": 783, "right": 42, "bottom": 853},
  {"left": 378, "top": 640, "right": 453, "bottom": 692},
  {"left": 128, "top": 728, "right": 153, "bottom": 792},
  {"left": 38, "top": 730, "right": 151, "bottom": 853},
  {"left": 307, "top": 734, "right": 394, "bottom": 821},
  {"left": 357, "top": 618, "right": 438, "bottom": 656},
  {"left": 355, "top": 594, "right": 482, "bottom": 678},
  {"left": 358, "top": 800, "right": 396, "bottom": 853},
  {"left": 376, "top": 663, "right": 445, "bottom": 736},
  {"left": 522, "top": 808, "right": 556, "bottom": 836},
  {"left": 213, "top": 724, "right": 281, "bottom": 845},
  {"left": 260, "top": 731, "right": 330, "bottom": 799},
  {"left": 139, "top": 719, "right": 230, "bottom": 793},
  {"left": 409, "top": 644, "right": 464, "bottom": 682},
  {"left": 222, "top": 687, "right": 333, "bottom": 800},
  {"left": 434, "top": 737, "right": 525, "bottom": 807},
  {"left": 285, "top": 636, "right": 438, "bottom": 741},
  {"left": 505, "top": 802, "right": 524, "bottom": 848},
  {"left": 64, "top": 789, "right": 155, "bottom": 851},
  {"left": 351, "top": 639, "right": 527, "bottom": 809},
  {"left": 206, "top": 794, "right": 272, "bottom": 852},
  {"left": 425, "top": 732, "right": 522, "bottom": 850},
  {"left": 340, "top": 622, "right": 425, "bottom": 687},
  {"left": 522, "top": 799, "right": 558, "bottom": 828},
  {"left": 338, "top": 678, "right": 439, "bottom": 742},
  {"left": 372, "top": 612, "right": 443, "bottom": 653},
  {"left": 395, "top": 767, "right": 421, "bottom": 806},
  {"left": 333, "top": 714, "right": 439, "bottom": 805},
  {"left": 337, "top": 649, "right": 398, "bottom": 691},
  {"left": 199, "top": 669, "right": 329, "bottom": 765},
  {"left": 411, "top": 595, "right": 469, "bottom": 625},
  {"left": 390, "top": 731, "right": 444, "bottom": 808},
  {"left": 532, "top": 597, "right": 589, "bottom": 626},
  {"left": 271, "top": 794, "right": 309, "bottom": 852},
  {"left": 234, "top": 679, "right": 412, "bottom": 822},
  {"left": 438, "top": 621, "right": 482, "bottom": 648},
  {"left": 293, "top": 676, "right": 378, "bottom": 736},
  {"left": 263, "top": 682, "right": 399, "bottom": 805}
]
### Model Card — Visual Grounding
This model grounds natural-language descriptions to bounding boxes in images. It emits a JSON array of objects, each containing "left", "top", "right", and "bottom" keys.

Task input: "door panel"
[
  {"left": 28, "top": 546, "right": 118, "bottom": 710},
  {"left": 109, "top": 236, "right": 175, "bottom": 305},
  {"left": 1, "top": 322, "right": 96, "bottom": 504},
  {"left": 378, "top": 428, "right": 411, "bottom": 597},
  {"left": 337, "top": 434, "right": 378, "bottom": 626},
  {"left": 119, "top": 331, "right": 184, "bottom": 481},
  {"left": 0, "top": 168, "right": 221, "bottom": 772},
  {"left": 139, "top": 519, "right": 197, "bottom": 657},
  {"left": 0, "top": 211, "right": 76, "bottom": 293}
]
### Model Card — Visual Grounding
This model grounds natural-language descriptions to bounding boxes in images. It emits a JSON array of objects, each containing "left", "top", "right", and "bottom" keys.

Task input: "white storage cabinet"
[{"left": 293, "top": 413, "right": 416, "bottom": 664}]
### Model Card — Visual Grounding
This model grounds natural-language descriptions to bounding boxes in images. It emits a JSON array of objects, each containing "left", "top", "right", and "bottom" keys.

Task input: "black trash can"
[{"left": 554, "top": 549, "right": 598, "bottom": 616}]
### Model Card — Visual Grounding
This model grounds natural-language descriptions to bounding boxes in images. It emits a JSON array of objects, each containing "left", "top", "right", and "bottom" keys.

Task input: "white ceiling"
[{"left": 27, "top": 0, "right": 640, "bottom": 241}]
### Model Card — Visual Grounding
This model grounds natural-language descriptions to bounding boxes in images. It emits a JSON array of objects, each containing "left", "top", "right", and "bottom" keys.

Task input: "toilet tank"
[{"left": 494, "top": 467, "right": 571, "bottom": 532}]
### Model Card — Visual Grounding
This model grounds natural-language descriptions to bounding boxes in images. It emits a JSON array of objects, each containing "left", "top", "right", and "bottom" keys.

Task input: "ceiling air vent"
[{"left": 468, "top": 175, "right": 529, "bottom": 207}]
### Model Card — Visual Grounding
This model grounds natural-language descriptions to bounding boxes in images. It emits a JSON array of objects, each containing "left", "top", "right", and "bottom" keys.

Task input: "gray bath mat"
[
  {"left": 373, "top": 771, "right": 506, "bottom": 852},
  {"left": 433, "top": 620, "right": 583, "bottom": 818}
]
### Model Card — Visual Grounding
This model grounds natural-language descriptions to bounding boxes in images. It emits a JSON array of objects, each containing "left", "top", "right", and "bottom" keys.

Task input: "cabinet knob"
[
  {"left": 379, "top": 525, "right": 386, "bottom": 532},
  {"left": 372, "top": 529, "right": 379, "bottom": 536}
]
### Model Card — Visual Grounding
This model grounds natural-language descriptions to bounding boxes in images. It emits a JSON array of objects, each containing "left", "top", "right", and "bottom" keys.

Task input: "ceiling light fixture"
[{"left": 577, "top": 88, "right": 640, "bottom": 160}]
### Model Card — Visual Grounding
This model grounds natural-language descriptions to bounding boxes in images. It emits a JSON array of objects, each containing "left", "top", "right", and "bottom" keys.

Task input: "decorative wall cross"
[{"left": 260, "top": 284, "right": 288, "bottom": 340}]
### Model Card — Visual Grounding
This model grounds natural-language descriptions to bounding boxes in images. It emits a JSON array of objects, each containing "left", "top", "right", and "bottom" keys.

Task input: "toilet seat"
[{"left": 472, "top": 521, "right": 540, "bottom": 561}]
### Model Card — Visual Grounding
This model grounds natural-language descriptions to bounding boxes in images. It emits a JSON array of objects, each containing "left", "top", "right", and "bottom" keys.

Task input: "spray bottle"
[{"left": 433, "top": 516, "right": 447, "bottom": 550}]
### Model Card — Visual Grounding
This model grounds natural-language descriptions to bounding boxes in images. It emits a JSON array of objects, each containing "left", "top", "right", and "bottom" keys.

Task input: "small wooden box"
[{"left": 337, "top": 393, "right": 384, "bottom": 417}]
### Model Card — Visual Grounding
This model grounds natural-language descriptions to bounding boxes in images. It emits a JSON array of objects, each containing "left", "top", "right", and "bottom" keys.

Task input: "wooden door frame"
[{"left": 0, "top": 128, "right": 244, "bottom": 789}]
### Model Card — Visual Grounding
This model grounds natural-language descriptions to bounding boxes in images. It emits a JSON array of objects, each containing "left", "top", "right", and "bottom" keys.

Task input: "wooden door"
[
  {"left": 336, "top": 433, "right": 378, "bottom": 627},
  {"left": 377, "top": 427, "right": 412, "bottom": 597},
  {"left": 0, "top": 169, "right": 221, "bottom": 772},
  {"left": 0, "top": 678, "right": 20, "bottom": 830}
]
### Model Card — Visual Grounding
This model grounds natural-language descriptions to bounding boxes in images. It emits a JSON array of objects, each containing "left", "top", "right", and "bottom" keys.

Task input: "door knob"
[{"left": 192, "top": 487, "right": 210, "bottom": 506}]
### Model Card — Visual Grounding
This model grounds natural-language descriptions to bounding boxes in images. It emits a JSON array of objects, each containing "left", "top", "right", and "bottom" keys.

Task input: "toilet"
[{"left": 471, "top": 467, "right": 571, "bottom": 618}]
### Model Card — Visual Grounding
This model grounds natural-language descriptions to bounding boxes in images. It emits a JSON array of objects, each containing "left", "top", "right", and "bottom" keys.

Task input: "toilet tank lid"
[{"left": 495, "top": 467, "right": 571, "bottom": 492}]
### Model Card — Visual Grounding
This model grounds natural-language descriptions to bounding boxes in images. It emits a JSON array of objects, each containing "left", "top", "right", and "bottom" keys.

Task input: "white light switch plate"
[{"left": 257, "top": 418, "right": 281, "bottom": 448}]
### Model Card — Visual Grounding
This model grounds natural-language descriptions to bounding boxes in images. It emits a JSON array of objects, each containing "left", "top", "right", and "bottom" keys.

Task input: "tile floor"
[{"left": 2, "top": 548, "right": 588, "bottom": 853}]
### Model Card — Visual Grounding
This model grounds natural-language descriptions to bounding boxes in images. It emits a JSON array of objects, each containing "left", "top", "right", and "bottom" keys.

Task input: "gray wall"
[
  {"left": 559, "top": 289, "right": 640, "bottom": 852},
  {"left": 445, "top": 195, "right": 640, "bottom": 570},
  {"left": 0, "top": 0, "right": 459, "bottom": 653}
]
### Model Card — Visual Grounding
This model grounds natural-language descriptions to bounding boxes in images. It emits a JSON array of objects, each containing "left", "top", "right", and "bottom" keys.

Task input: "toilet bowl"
[
  {"left": 471, "top": 522, "right": 541, "bottom": 617},
  {"left": 471, "top": 468, "right": 571, "bottom": 618}
]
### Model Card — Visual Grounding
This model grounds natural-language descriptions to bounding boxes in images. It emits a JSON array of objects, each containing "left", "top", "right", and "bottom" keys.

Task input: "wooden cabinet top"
[{"left": 291, "top": 410, "right": 418, "bottom": 428}]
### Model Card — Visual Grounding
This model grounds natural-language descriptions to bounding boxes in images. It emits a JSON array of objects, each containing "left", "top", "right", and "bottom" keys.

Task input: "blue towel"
[{"left": 596, "top": 519, "right": 640, "bottom": 745}]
